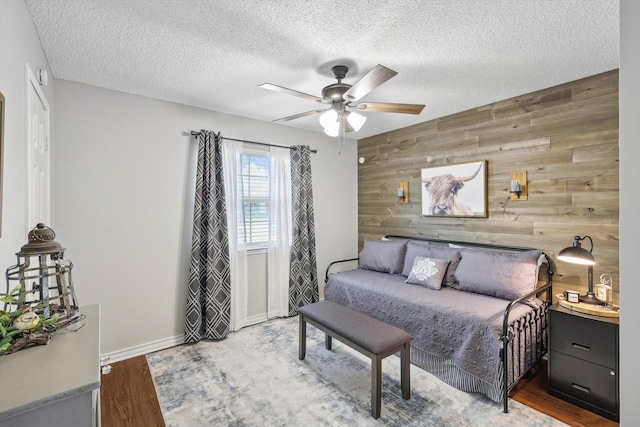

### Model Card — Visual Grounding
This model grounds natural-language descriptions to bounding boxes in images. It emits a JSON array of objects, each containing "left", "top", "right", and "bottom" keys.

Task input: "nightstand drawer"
[
  {"left": 550, "top": 309, "right": 617, "bottom": 367},
  {"left": 549, "top": 351, "right": 617, "bottom": 414}
]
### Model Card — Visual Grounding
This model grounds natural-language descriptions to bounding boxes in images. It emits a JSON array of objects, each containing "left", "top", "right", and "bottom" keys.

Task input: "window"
[{"left": 239, "top": 152, "right": 270, "bottom": 247}]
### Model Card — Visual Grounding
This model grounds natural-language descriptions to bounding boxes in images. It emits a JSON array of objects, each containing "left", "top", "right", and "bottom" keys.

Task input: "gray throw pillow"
[
  {"left": 405, "top": 257, "right": 450, "bottom": 290},
  {"left": 455, "top": 249, "right": 542, "bottom": 301},
  {"left": 401, "top": 241, "right": 430, "bottom": 276},
  {"left": 359, "top": 239, "right": 408, "bottom": 274},
  {"left": 402, "top": 241, "right": 461, "bottom": 287}
]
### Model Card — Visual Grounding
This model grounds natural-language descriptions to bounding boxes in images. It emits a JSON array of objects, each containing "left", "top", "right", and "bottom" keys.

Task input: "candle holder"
[
  {"left": 4, "top": 223, "right": 80, "bottom": 321},
  {"left": 1, "top": 224, "right": 82, "bottom": 355}
]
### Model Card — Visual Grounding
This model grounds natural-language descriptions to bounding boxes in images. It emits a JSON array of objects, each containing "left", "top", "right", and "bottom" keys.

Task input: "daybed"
[{"left": 324, "top": 235, "right": 553, "bottom": 413}]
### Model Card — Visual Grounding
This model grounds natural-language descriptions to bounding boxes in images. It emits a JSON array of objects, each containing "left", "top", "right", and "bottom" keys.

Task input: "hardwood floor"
[
  {"left": 100, "top": 355, "right": 165, "bottom": 427},
  {"left": 100, "top": 356, "right": 618, "bottom": 427}
]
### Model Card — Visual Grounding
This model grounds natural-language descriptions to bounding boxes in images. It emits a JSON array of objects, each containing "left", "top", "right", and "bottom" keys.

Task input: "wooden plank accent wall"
[{"left": 357, "top": 70, "right": 619, "bottom": 304}]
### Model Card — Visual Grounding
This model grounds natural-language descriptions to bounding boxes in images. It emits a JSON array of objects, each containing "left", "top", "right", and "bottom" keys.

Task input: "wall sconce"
[
  {"left": 558, "top": 235, "right": 603, "bottom": 305},
  {"left": 509, "top": 171, "right": 528, "bottom": 200},
  {"left": 397, "top": 181, "right": 409, "bottom": 204}
]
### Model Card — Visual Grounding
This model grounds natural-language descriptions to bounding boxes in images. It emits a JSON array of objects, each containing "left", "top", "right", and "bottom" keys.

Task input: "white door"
[{"left": 26, "top": 64, "right": 51, "bottom": 229}]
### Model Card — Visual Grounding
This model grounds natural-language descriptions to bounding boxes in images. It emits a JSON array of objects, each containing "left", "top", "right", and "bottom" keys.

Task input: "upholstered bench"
[{"left": 298, "top": 300, "right": 411, "bottom": 418}]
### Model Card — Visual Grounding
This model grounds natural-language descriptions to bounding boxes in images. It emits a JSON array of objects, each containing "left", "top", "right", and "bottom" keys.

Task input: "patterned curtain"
[
  {"left": 288, "top": 145, "right": 318, "bottom": 315},
  {"left": 185, "top": 130, "right": 231, "bottom": 343}
]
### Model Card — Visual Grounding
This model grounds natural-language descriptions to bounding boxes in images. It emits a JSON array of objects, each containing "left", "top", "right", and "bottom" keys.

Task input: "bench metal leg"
[
  {"left": 401, "top": 342, "right": 410, "bottom": 400},
  {"left": 371, "top": 355, "right": 382, "bottom": 419},
  {"left": 299, "top": 315, "right": 306, "bottom": 360},
  {"left": 325, "top": 334, "right": 332, "bottom": 350}
]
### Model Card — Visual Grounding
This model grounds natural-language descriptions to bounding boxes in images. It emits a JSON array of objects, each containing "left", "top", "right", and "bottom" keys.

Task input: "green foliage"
[
  {"left": 0, "top": 295, "right": 15, "bottom": 304},
  {"left": 43, "top": 313, "right": 60, "bottom": 327},
  {"left": 0, "top": 285, "right": 23, "bottom": 304},
  {"left": 6, "top": 329, "right": 22, "bottom": 338},
  {"left": 0, "top": 286, "right": 63, "bottom": 355},
  {"left": 0, "top": 336, "right": 12, "bottom": 353}
]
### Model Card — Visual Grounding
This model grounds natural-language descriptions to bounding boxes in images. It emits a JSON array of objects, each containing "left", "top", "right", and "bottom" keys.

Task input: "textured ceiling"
[{"left": 25, "top": 0, "right": 619, "bottom": 139}]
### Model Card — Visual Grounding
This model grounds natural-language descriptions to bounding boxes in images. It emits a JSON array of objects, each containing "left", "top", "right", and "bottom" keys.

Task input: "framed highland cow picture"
[{"left": 421, "top": 161, "right": 487, "bottom": 218}]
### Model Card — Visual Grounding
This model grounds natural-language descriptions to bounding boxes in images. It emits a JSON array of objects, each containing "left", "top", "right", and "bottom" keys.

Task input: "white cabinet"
[{"left": 0, "top": 305, "right": 101, "bottom": 427}]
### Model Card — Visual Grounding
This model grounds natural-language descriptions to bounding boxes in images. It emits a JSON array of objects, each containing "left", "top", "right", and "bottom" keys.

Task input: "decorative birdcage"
[{"left": 4, "top": 223, "right": 79, "bottom": 321}]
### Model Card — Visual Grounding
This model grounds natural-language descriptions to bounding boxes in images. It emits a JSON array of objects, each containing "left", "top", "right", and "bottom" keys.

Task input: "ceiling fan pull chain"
[{"left": 338, "top": 113, "right": 346, "bottom": 155}]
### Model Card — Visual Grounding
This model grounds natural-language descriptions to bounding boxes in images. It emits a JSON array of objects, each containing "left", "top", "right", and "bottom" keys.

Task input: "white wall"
[
  {"left": 4, "top": 1, "right": 637, "bottom": 422},
  {"left": 53, "top": 79, "right": 358, "bottom": 355},
  {"left": 619, "top": 1, "right": 639, "bottom": 424},
  {"left": 0, "top": 1, "right": 55, "bottom": 287}
]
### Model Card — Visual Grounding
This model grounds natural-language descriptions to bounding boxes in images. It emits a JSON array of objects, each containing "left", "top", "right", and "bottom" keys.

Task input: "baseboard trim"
[
  {"left": 100, "top": 313, "right": 271, "bottom": 365},
  {"left": 100, "top": 334, "right": 184, "bottom": 366},
  {"left": 246, "top": 313, "right": 269, "bottom": 326}
]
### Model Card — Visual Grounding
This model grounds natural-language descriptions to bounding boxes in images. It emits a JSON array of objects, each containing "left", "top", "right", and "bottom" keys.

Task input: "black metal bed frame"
[{"left": 324, "top": 235, "right": 554, "bottom": 413}]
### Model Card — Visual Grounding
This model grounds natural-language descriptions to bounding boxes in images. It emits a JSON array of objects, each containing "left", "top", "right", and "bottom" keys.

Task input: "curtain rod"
[{"left": 190, "top": 131, "right": 317, "bottom": 153}]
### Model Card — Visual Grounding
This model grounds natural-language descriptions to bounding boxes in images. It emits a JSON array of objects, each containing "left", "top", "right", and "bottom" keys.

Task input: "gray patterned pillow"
[
  {"left": 455, "top": 249, "right": 542, "bottom": 301},
  {"left": 359, "top": 239, "right": 408, "bottom": 274},
  {"left": 405, "top": 257, "right": 450, "bottom": 290}
]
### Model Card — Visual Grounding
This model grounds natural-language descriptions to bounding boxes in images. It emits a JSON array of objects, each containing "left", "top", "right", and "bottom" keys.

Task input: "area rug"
[{"left": 147, "top": 317, "right": 567, "bottom": 427}]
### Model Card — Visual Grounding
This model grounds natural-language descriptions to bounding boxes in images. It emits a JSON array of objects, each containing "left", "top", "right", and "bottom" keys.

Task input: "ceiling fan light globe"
[
  {"left": 319, "top": 109, "right": 338, "bottom": 129},
  {"left": 323, "top": 124, "right": 339, "bottom": 137},
  {"left": 347, "top": 112, "right": 366, "bottom": 131}
]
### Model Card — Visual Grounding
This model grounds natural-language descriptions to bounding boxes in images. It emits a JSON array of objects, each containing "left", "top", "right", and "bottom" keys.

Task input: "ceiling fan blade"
[
  {"left": 259, "top": 83, "right": 326, "bottom": 103},
  {"left": 272, "top": 109, "right": 326, "bottom": 123},
  {"left": 342, "top": 64, "right": 398, "bottom": 102},
  {"left": 355, "top": 102, "right": 425, "bottom": 115}
]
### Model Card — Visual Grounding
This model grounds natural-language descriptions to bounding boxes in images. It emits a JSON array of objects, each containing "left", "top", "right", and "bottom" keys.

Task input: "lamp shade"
[
  {"left": 346, "top": 111, "right": 366, "bottom": 132},
  {"left": 558, "top": 235, "right": 595, "bottom": 266},
  {"left": 558, "top": 246, "right": 595, "bottom": 265}
]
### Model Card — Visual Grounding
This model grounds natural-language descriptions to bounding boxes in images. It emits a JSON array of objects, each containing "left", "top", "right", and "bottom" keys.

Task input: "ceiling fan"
[{"left": 259, "top": 64, "right": 425, "bottom": 137}]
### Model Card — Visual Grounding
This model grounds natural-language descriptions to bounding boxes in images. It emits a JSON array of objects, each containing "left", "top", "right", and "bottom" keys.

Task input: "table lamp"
[{"left": 557, "top": 235, "right": 603, "bottom": 305}]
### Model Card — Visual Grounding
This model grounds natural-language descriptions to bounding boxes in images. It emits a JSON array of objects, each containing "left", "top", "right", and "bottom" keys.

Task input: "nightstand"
[
  {"left": 548, "top": 303, "right": 619, "bottom": 422},
  {"left": 0, "top": 305, "right": 101, "bottom": 427}
]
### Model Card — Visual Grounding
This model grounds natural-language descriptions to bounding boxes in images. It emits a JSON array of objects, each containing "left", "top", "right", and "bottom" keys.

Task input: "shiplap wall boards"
[{"left": 357, "top": 70, "right": 619, "bottom": 304}]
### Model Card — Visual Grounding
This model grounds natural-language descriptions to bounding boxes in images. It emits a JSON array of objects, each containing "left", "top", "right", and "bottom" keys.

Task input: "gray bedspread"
[{"left": 324, "top": 268, "right": 537, "bottom": 385}]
